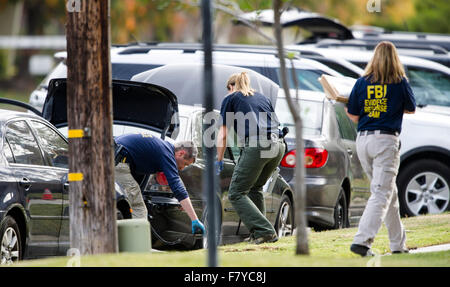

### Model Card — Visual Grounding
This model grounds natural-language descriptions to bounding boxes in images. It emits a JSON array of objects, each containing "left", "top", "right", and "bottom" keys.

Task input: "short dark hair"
[{"left": 174, "top": 141, "right": 198, "bottom": 160}]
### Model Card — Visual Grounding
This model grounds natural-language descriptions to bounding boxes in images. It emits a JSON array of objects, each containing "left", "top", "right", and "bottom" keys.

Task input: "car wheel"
[
  {"left": 333, "top": 189, "right": 348, "bottom": 229},
  {"left": 0, "top": 216, "right": 22, "bottom": 265},
  {"left": 117, "top": 209, "right": 124, "bottom": 220},
  {"left": 397, "top": 159, "right": 450, "bottom": 217},
  {"left": 275, "top": 195, "right": 294, "bottom": 238}
]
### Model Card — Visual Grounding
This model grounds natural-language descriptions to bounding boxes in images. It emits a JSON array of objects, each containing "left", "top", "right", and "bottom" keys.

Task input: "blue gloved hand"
[
  {"left": 215, "top": 160, "right": 224, "bottom": 175},
  {"left": 192, "top": 219, "right": 205, "bottom": 234}
]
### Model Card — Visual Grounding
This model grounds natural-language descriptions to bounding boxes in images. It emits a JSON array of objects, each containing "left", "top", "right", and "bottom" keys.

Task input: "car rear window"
[
  {"left": 112, "top": 63, "right": 160, "bottom": 80},
  {"left": 275, "top": 68, "right": 325, "bottom": 91},
  {"left": 275, "top": 98, "right": 323, "bottom": 137},
  {"left": 315, "top": 59, "right": 361, "bottom": 78},
  {"left": 406, "top": 67, "right": 450, "bottom": 107}
]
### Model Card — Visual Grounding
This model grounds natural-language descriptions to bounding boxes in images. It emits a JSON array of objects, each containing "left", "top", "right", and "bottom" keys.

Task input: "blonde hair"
[
  {"left": 363, "top": 41, "right": 407, "bottom": 84},
  {"left": 227, "top": 72, "right": 254, "bottom": 96}
]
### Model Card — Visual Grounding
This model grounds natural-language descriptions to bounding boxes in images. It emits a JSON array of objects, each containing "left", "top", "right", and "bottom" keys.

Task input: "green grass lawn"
[{"left": 13, "top": 212, "right": 450, "bottom": 267}]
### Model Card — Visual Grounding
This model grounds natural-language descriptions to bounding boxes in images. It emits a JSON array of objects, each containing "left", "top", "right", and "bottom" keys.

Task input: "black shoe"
[
  {"left": 251, "top": 233, "right": 278, "bottom": 245},
  {"left": 350, "top": 244, "right": 375, "bottom": 257},
  {"left": 392, "top": 249, "right": 409, "bottom": 254}
]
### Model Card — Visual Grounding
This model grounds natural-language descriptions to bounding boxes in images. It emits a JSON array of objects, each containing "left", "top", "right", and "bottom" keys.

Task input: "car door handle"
[{"left": 19, "top": 177, "right": 32, "bottom": 191}]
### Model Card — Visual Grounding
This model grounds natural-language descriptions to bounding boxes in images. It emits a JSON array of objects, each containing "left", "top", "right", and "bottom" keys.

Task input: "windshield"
[
  {"left": 406, "top": 67, "right": 450, "bottom": 107},
  {"left": 276, "top": 69, "right": 325, "bottom": 91},
  {"left": 315, "top": 59, "right": 361, "bottom": 78},
  {"left": 112, "top": 63, "right": 160, "bottom": 80},
  {"left": 275, "top": 98, "right": 323, "bottom": 137}
]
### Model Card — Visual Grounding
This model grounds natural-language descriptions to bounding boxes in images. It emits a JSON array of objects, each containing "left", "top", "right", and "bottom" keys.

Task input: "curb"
[{"left": 410, "top": 243, "right": 450, "bottom": 254}]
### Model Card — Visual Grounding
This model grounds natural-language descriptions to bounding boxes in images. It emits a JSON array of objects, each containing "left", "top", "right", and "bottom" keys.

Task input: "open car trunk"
[
  {"left": 42, "top": 78, "right": 179, "bottom": 139},
  {"left": 235, "top": 8, "right": 354, "bottom": 42}
]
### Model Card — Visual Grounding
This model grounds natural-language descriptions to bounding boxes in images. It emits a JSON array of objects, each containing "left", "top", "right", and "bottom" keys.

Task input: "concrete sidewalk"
[{"left": 410, "top": 243, "right": 450, "bottom": 254}]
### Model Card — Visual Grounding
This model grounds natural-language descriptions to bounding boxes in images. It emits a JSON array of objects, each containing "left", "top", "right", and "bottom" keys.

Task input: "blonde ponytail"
[{"left": 234, "top": 72, "right": 255, "bottom": 96}]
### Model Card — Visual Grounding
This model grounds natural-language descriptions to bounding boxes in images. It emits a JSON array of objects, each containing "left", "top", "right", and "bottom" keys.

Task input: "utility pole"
[
  {"left": 65, "top": 0, "right": 117, "bottom": 254},
  {"left": 273, "top": 0, "right": 309, "bottom": 255},
  {"left": 202, "top": 0, "right": 218, "bottom": 267}
]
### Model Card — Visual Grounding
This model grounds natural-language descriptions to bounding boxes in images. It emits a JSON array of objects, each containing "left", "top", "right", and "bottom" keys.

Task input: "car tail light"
[
  {"left": 280, "top": 148, "right": 328, "bottom": 168},
  {"left": 304, "top": 148, "right": 328, "bottom": 168},
  {"left": 156, "top": 172, "right": 168, "bottom": 186},
  {"left": 281, "top": 150, "right": 297, "bottom": 168}
]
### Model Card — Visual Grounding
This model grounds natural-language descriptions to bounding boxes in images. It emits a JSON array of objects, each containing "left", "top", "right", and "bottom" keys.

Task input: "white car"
[
  {"left": 29, "top": 45, "right": 342, "bottom": 111},
  {"left": 398, "top": 110, "right": 450, "bottom": 216},
  {"left": 287, "top": 47, "right": 450, "bottom": 108}
]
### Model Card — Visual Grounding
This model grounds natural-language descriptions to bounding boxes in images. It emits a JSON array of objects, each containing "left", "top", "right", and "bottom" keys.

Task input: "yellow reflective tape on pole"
[
  {"left": 68, "top": 173, "right": 83, "bottom": 182},
  {"left": 68, "top": 129, "right": 84, "bottom": 139}
]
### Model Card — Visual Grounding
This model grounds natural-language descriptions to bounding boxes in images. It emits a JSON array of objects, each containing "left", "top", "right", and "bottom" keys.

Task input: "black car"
[
  {"left": 0, "top": 78, "right": 179, "bottom": 264},
  {"left": 0, "top": 106, "right": 132, "bottom": 264},
  {"left": 275, "top": 90, "right": 370, "bottom": 230}
]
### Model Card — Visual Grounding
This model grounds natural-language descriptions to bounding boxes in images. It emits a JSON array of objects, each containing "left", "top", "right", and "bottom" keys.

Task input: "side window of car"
[
  {"left": 3, "top": 139, "right": 15, "bottom": 163},
  {"left": 334, "top": 104, "right": 357, "bottom": 141},
  {"left": 192, "top": 111, "right": 232, "bottom": 160},
  {"left": 6, "top": 120, "right": 44, "bottom": 166},
  {"left": 30, "top": 121, "right": 69, "bottom": 168}
]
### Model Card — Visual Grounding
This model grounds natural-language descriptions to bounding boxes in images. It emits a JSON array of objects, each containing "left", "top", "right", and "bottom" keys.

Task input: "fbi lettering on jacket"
[{"left": 365, "top": 84, "right": 387, "bottom": 118}]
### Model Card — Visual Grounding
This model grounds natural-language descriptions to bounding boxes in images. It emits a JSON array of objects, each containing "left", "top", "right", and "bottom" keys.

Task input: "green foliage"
[
  {"left": 235, "top": 0, "right": 272, "bottom": 11},
  {"left": 406, "top": 0, "right": 450, "bottom": 33},
  {"left": 286, "top": 51, "right": 299, "bottom": 59},
  {"left": 0, "top": 50, "right": 7, "bottom": 80}
]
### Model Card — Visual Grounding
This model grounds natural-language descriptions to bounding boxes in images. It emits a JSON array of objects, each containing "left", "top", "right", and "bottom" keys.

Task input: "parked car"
[
  {"left": 275, "top": 90, "right": 370, "bottom": 229},
  {"left": 310, "top": 39, "right": 450, "bottom": 68},
  {"left": 236, "top": 8, "right": 450, "bottom": 66},
  {"left": 294, "top": 47, "right": 450, "bottom": 108},
  {"left": 147, "top": 42, "right": 364, "bottom": 78},
  {"left": 396, "top": 110, "right": 450, "bottom": 216},
  {"left": 29, "top": 45, "right": 343, "bottom": 111},
  {"left": 0, "top": 99, "right": 132, "bottom": 264}
]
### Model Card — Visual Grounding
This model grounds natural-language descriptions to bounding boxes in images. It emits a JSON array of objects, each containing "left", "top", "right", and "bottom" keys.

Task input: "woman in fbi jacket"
[{"left": 346, "top": 41, "right": 416, "bottom": 257}]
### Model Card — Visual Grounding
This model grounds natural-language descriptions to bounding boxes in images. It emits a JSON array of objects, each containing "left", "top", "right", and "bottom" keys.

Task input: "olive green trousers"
[{"left": 228, "top": 140, "right": 285, "bottom": 238}]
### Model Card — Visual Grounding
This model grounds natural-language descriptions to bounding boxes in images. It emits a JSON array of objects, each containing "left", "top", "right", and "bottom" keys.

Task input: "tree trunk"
[
  {"left": 66, "top": 0, "right": 117, "bottom": 254},
  {"left": 273, "top": 0, "right": 309, "bottom": 255}
]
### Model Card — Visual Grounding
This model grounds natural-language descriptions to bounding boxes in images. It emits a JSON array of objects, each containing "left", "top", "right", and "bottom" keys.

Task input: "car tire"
[
  {"left": 0, "top": 216, "right": 22, "bottom": 265},
  {"left": 194, "top": 202, "right": 222, "bottom": 250},
  {"left": 333, "top": 189, "right": 349, "bottom": 229},
  {"left": 397, "top": 159, "right": 450, "bottom": 217},
  {"left": 274, "top": 195, "right": 294, "bottom": 238},
  {"left": 117, "top": 209, "right": 124, "bottom": 220}
]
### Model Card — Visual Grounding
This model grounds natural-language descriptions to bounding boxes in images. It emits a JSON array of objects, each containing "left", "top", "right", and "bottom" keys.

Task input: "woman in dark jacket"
[{"left": 216, "top": 72, "right": 285, "bottom": 244}]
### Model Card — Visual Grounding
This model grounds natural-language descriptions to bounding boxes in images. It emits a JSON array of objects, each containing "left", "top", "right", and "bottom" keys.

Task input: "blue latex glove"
[
  {"left": 215, "top": 160, "right": 224, "bottom": 175},
  {"left": 192, "top": 219, "right": 205, "bottom": 234}
]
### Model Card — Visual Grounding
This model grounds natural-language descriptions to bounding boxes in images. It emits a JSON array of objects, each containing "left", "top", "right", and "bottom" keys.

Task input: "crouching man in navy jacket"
[{"left": 114, "top": 133, "right": 205, "bottom": 235}]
